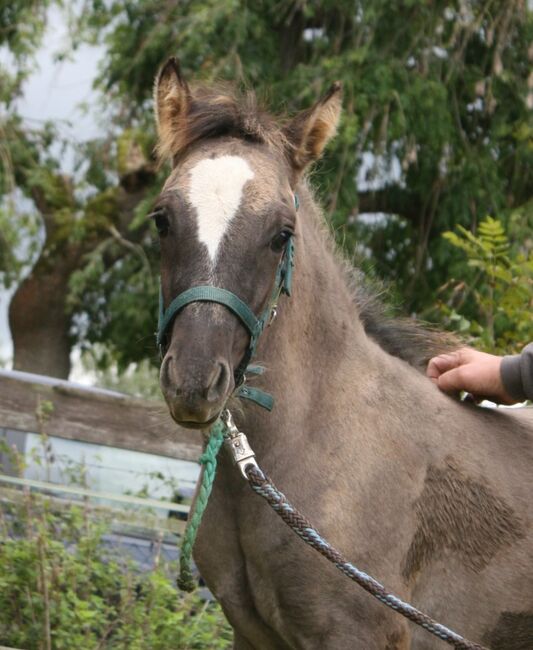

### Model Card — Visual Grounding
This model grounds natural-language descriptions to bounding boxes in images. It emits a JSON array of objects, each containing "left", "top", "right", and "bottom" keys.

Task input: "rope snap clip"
[{"left": 222, "top": 410, "right": 259, "bottom": 479}]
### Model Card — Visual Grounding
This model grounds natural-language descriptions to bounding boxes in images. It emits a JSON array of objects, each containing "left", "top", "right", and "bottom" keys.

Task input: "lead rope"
[
  {"left": 245, "top": 463, "right": 487, "bottom": 650},
  {"left": 177, "top": 413, "right": 487, "bottom": 649},
  {"left": 177, "top": 420, "right": 225, "bottom": 591}
]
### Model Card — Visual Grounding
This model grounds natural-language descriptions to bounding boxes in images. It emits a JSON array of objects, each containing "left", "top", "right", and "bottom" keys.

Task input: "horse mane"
[
  {"left": 165, "top": 84, "right": 457, "bottom": 369},
  {"left": 303, "top": 190, "right": 458, "bottom": 370},
  {"left": 347, "top": 268, "right": 458, "bottom": 370}
]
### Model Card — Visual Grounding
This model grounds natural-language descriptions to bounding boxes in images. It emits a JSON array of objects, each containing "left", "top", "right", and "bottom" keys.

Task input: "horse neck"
[
  {"left": 255, "top": 187, "right": 376, "bottom": 426},
  {"left": 246, "top": 188, "right": 436, "bottom": 480}
]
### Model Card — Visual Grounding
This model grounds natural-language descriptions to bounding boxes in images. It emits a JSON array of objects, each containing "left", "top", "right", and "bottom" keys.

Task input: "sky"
[{"left": 1, "top": 8, "right": 102, "bottom": 366}]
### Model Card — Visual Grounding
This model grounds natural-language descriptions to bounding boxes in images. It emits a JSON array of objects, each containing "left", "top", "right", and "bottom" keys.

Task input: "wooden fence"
[
  {"left": 0, "top": 368, "right": 203, "bottom": 533},
  {"left": 0, "top": 368, "right": 202, "bottom": 460}
]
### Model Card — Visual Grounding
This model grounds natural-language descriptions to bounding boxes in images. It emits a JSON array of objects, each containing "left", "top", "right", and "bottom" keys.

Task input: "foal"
[{"left": 153, "top": 58, "right": 533, "bottom": 649}]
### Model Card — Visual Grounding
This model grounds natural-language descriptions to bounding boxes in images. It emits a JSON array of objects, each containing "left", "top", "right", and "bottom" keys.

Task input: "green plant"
[
  {"left": 0, "top": 447, "right": 232, "bottom": 649},
  {"left": 434, "top": 216, "right": 533, "bottom": 353}
]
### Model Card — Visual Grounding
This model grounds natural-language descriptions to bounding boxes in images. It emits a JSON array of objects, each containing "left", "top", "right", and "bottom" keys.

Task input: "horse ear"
[
  {"left": 284, "top": 82, "right": 342, "bottom": 172},
  {"left": 153, "top": 57, "right": 191, "bottom": 163}
]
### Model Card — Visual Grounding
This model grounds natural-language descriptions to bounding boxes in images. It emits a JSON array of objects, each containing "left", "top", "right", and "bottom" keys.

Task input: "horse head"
[{"left": 152, "top": 58, "right": 341, "bottom": 428}]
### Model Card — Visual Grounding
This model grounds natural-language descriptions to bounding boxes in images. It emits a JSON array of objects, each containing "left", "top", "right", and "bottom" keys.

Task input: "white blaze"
[{"left": 188, "top": 155, "right": 254, "bottom": 261}]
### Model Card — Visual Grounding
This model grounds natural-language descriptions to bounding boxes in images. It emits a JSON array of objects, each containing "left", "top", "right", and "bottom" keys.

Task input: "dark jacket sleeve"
[{"left": 500, "top": 342, "right": 533, "bottom": 402}]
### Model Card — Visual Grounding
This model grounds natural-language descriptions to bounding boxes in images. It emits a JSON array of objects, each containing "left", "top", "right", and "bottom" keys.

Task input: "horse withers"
[{"left": 153, "top": 58, "right": 533, "bottom": 649}]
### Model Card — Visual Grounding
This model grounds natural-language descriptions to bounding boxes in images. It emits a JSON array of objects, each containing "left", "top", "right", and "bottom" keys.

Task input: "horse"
[{"left": 152, "top": 58, "right": 533, "bottom": 649}]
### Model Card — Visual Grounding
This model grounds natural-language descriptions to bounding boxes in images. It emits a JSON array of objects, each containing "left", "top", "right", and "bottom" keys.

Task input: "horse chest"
[{"left": 198, "top": 487, "right": 392, "bottom": 647}]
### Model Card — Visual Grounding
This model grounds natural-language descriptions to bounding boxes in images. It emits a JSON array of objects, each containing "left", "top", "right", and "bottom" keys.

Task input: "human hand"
[{"left": 426, "top": 347, "right": 516, "bottom": 405}]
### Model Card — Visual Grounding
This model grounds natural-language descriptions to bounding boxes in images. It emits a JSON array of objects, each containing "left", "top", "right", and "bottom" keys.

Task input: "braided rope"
[
  {"left": 246, "top": 465, "right": 487, "bottom": 650},
  {"left": 177, "top": 420, "right": 225, "bottom": 591}
]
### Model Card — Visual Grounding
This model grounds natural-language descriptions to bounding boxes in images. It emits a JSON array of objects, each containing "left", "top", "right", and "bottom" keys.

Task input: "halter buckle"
[{"left": 268, "top": 306, "right": 278, "bottom": 326}]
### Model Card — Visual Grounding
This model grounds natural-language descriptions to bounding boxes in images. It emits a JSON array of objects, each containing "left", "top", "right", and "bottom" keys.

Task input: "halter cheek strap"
[{"left": 156, "top": 195, "right": 298, "bottom": 409}]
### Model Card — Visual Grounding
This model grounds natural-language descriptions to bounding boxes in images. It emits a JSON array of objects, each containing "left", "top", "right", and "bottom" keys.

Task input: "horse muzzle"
[
  {"left": 158, "top": 305, "right": 247, "bottom": 428},
  {"left": 160, "top": 353, "right": 233, "bottom": 428}
]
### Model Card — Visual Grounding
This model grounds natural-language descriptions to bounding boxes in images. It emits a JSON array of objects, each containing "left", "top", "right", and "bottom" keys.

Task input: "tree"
[
  {"left": 0, "top": 0, "right": 53, "bottom": 286},
  {"left": 1, "top": 4, "right": 158, "bottom": 377},
  {"left": 2, "top": 1, "right": 532, "bottom": 379},
  {"left": 79, "top": 0, "right": 531, "bottom": 306}
]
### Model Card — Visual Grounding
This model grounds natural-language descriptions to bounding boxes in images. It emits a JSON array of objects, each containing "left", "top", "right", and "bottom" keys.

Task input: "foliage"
[
  {"left": 77, "top": 0, "right": 533, "bottom": 313},
  {"left": 0, "top": 0, "right": 53, "bottom": 102},
  {"left": 68, "top": 236, "right": 160, "bottom": 372},
  {"left": 431, "top": 215, "right": 533, "bottom": 353},
  {"left": 2, "top": 1, "right": 532, "bottom": 375},
  {"left": 0, "top": 0, "right": 57, "bottom": 284},
  {"left": 0, "top": 193, "right": 42, "bottom": 288},
  {"left": 0, "top": 447, "right": 232, "bottom": 649}
]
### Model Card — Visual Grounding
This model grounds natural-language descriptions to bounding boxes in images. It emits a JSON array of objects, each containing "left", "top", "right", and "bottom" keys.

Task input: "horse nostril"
[
  {"left": 161, "top": 355, "right": 183, "bottom": 397},
  {"left": 161, "top": 354, "right": 172, "bottom": 387},
  {"left": 206, "top": 361, "right": 231, "bottom": 403}
]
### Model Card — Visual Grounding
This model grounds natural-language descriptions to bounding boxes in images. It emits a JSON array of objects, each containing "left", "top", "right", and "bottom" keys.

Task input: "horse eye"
[
  {"left": 270, "top": 229, "right": 293, "bottom": 253},
  {"left": 149, "top": 208, "right": 169, "bottom": 238}
]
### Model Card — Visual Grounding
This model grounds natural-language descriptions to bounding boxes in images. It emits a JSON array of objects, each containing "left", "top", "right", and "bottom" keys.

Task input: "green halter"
[{"left": 156, "top": 196, "right": 298, "bottom": 409}]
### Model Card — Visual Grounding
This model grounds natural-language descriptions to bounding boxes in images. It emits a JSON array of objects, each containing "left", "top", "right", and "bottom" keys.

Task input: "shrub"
[
  {"left": 433, "top": 216, "right": 533, "bottom": 353},
  {"left": 0, "top": 485, "right": 232, "bottom": 649}
]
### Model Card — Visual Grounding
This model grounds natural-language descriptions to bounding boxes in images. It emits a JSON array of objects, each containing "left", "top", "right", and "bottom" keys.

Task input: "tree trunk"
[
  {"left": 9, "top": 254, "right": 75, "bottom": 379},
  {"left": 7, "top": 151, "right": 154, "bottom": 380}
]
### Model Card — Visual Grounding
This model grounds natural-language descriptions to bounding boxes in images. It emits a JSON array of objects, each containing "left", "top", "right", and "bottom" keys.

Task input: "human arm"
[
  {"left": 500, "top": 343, "right": 533, "bottom": 402},
  {"left": 426, "top": 344, "right": 533, "bottom": 404}
]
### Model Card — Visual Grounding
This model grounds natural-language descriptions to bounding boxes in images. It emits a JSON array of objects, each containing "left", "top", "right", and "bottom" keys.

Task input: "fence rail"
[
  {"left": 0, "top": 475, "right": 189, "bottom": 537},
  {"left": 0, "top": 372, "right": 205, "bottom": 647},
  {"left": 0, "top": 473, "right": 189, "bottom": 514},
  {"left": 0, "top": 369, "right": 202, "bottom": 461}
]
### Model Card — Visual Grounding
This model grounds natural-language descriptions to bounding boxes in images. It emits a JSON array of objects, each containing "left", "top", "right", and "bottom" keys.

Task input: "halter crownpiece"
[{"left": 156, "top": 193, "right": 299, "bottom": 407}]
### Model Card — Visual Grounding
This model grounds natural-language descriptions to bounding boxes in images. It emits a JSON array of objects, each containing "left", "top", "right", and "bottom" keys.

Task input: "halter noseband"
[{"left": 156, "top": 195, "right": 298, "bottom": 408}]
